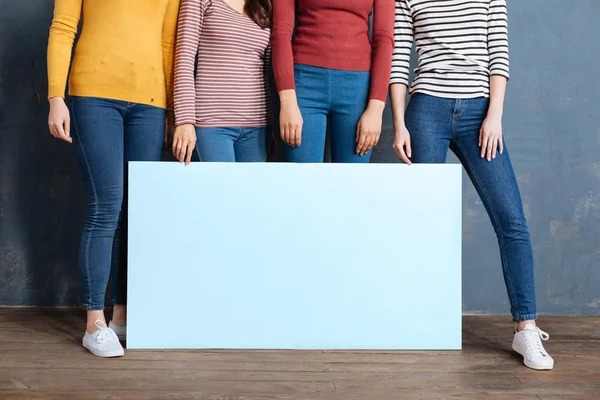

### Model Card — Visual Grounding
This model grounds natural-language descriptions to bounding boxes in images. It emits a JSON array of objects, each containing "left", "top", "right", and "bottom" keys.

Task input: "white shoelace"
[
  {"left": 93, "top": 320, "right": 114, "bottom": 344},
  {"left": 522, "top": 327, "right": 550, "bottom": 356}
]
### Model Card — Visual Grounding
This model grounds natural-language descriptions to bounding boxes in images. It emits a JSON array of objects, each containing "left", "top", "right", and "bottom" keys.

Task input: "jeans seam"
[
  {"left": 194, "top": 146, "right": 203, "bottom": 162},
  {"left": 125, "top": 102, "right": 136, "bottom": 116},
  {"left": 72, "top": 102, "right": 99, "bottom": 310},
  {"left": 453, "top": 140, "right": 519, "bottom": 319},
  {"left": 233, "top": 127, "right": 243, "bottom": 144},
  {"left": 451, "top": 101, "right": 457, "bottom": 139}
]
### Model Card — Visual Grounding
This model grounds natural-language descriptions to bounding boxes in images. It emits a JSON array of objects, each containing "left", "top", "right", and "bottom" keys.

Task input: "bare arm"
[
  {"left": 389, "top": 83, "right": 412, "bottom": 164},
  {"left": 487, "top": 75, "right": 507, "bottom": 120},
  {"left": 390, "top": 84, "right": 407, "bottom": 131}
]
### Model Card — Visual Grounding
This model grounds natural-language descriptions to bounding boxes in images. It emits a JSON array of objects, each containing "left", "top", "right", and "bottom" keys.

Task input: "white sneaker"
[
  {"left": 82, "top": 320, "right": 125, "bottom": 358},
  {"left": 512, "top": 324, "right": 554, "bottom": 370},
  {"left": 109, "top": 321, "right": 126, "bottom": 341}
]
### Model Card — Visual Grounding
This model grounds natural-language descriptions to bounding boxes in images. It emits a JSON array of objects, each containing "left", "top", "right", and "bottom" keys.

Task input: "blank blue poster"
[{"left": 127, "top": 163, "right": 462, "bottom": 350}]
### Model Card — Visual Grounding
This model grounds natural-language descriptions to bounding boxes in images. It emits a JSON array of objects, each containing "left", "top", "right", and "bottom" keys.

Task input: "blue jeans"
[
  {"left": 286, "top": 64, "right": 371, "bottom": 163},
  {"left": 405, "top": 93, "right": 537, "bottom": 322},
  {"left": 195, "top": 127, "right": 268, "bottom": 162},
  {"left": 70, "top": 96, "right": 166, "bottom": 310}
]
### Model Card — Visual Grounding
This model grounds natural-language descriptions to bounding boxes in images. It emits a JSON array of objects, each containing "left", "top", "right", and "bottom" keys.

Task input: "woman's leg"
[
  {"left": 329, "top": 70, "right": 371, "bottom": 163},
  {"left": 284, "top": 65, "right": 329, "bottom": 163},
  {"left": 235, "top": 127, "right": 268, "bottom": 162},
  {"left": 450, "top": 98, "right": 553, "bottom": 370},
  {"left": 405, "top": 94, "right": 454, "bottom": 164},
  {"left": 112, "top": 103, "right": 167, "bottom": 328},
  {"left": 449, "top": 98, "right": 537, "bottom": 323},
  {"left": 195, "top": 127, "right": 238, "bottom": 162},
  {"left": 70, "top": 97, "right": 126, "bottom": 333}
]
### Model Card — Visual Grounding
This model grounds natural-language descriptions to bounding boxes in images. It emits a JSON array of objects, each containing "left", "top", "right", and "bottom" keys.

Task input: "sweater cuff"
[
  {"left": 174, "top": 115, "right": 196, "bottom": 127},
  {"left": 175, "top": 119, "right": 195, "bottom": 127},
  {"left": 48, "top": 85, "right": 66, "bottom": 99},
  {"left": 275, "top": 73, "right": 296, "bottom": 93},
  {"left": 369, "top": 87, "right": 389, "bottom": 103},
  {"left": 389, "top": 76, "right": 410, "bottom": 87}
]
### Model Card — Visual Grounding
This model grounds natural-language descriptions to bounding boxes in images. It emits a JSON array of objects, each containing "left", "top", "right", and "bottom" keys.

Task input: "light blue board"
[{"left": 127, "top": 163, "right": 462, "bottom": 350}]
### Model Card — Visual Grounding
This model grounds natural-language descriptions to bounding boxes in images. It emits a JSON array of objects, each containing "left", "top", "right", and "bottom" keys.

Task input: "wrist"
[
  {"left": 279, "top": 90, "right": 298, "bottom": 107},
  {"left": 393, "top": 118, "right": 406, "bottom": 129},
  {"left": 49, "top": 96, "right": 65, "bottom": 104},
  {"left": 366, "top": 99, "right": 385, "bottom": 114},
  {"left": 487, "top": 103, "right": 504, "bottom": 119},
  {"left": 486, "top": 109, "right": 503, "bottom": 120}
]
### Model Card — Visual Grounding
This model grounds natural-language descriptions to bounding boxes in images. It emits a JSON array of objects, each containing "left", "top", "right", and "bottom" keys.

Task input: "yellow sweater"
[{"left": 47, "top": 0, "right": 180, "bottom": 109}]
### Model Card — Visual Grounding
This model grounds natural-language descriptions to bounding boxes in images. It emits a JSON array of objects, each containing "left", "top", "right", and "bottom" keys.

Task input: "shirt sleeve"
[
  {"left": 390, "top": 0, "right": 414, "bottom": 87},
  {"left": 174, "top": 0, "right": 208, "bottom": 126},
  {"left": 162, "top": 0, "right": 181, "bottom": 111},
  {"left": 263, "top": 44, "right": 273, "bottom": 123},
  {"left": 369, "top": 0, "right": 396, "bottom": 102},
  {"left": 47, "top": 0, "right": 82, "bottom": 99},
  {"left": 487, "top": 0, "right": 510, "bottom": 80},
  {"left": 270, "top": 0, "right": 296, "bottom": 93}
]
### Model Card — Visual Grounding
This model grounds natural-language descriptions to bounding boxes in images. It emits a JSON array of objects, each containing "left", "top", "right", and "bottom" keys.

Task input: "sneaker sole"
[
  {"left": 512, "top": 343, "right": 554, "bottom": 370},
  {"left": 83, "top": 343, "right": 125, "bottom": 358}
]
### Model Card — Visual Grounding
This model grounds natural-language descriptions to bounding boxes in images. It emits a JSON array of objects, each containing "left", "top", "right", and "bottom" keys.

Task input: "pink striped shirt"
[{"left": 174, "top": 0, "right": 272, "bottom": 128}]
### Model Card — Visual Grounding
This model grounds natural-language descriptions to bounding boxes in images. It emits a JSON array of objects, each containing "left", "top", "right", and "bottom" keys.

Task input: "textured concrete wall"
[{"left": 1, "top": 0, "right": 599, "bottom": 314}]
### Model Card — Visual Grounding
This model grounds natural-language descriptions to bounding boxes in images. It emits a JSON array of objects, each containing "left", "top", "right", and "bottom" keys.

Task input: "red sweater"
[{"left": 271, "top": 0, "right": 395, "bottom": 102}]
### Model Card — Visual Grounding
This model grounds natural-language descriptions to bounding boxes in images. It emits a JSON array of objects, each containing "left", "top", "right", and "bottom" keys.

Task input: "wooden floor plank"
[
  {"left": 0, "top": 357, "right": 510, "bottom": 373},
  {"left": 0, "top": 389, "right": 543, "bottom": 400},
  {"left": 0, "top": 367, "right": 523, "bottom": 385},
  {"left": 538, "top": 397, "right": 600, "bottom": 400},
  {"left": 0, "top": 375, "right": 334, "bottom": 394}
]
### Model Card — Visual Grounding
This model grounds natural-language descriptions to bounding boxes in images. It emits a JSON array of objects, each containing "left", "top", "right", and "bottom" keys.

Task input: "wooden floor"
[{"left": 0, "top": 309, "right": 599, "bottom": 400}]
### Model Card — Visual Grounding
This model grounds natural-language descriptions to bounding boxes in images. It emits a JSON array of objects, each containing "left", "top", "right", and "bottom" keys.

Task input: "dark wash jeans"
[
  {"left": 70, "top": 96, "right": 165, "bottom": 310},
  {"left": 405, "top": 93, "right": 537, "bottom": 322}
]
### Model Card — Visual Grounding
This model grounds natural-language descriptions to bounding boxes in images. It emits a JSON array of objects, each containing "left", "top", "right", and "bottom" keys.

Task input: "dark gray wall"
[{"left": 1, "top": 0, "right": 599, "bottom": 314}]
